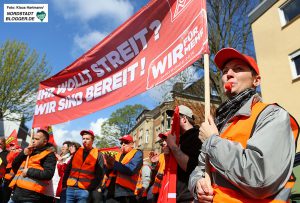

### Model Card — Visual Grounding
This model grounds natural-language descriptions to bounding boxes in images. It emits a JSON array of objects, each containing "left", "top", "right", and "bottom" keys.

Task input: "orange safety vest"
[
  {"left": 4, "top": 151, "right": 20, "bottom": 181},
  {"left": 152, "top": 153, "right": 165, "bottom": 194},
  {"left": 212, "top": 102, "right": 299, "bottom": 203},
  {"left": 67, "top": 147, "right": 98, "bottom": 190},
  {"left": 135, "top": 164, "right": 151, "bottom": 197},
  {"left": 107, "top": 149, "right": 139, "bottom": 191},
  {"left": 9, "top": 149, "right": 52, "bottom": 194}
]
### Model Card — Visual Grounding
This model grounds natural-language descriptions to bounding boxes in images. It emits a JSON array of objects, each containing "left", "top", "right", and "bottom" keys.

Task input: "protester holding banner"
[
  {"left": 2, "top": 144, "right": 22, "bottom": 203},
  {"left": 104, "top": 134, "right": 143, "bottom": 203},
  {"left": 63, "top": 130, "right": 104, "bottom": 203},
  {"left": 189, "top": 47, "right": 299, "bottom": 202},
  {"left": 165, "top": 105, "right": 203, "bottom": 202},
  {"left": 8, "top": 129, "right": 56, "bottom": 202}
]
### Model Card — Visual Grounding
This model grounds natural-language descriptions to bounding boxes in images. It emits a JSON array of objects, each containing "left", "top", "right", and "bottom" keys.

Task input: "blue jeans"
[
  {"left": 60, "top": 188, "right": 67, "bottom": 203},
  {"left": 66, "top": 187, "right": 89, "bottom": 203}
]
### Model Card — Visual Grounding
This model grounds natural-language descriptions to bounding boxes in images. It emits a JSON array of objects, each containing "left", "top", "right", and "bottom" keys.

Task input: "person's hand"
[
  {"left": 104, "top": 154, "right": 115, "bottom": 169},
  {"left": 199, "top": 115, "right": 219, "bottom": 143},
  {"left": 196, "top": 176, "right": 214, "bottom": 203},
  {"left": 24, "top": 145, "right": 34, "bottom": 156},
  {"left": 22, "top": 168, "right": 28, "bottom": 177},
  {"left": 166, "top": 133, "right": 177, "bottom": 149},
  {"left": 137, "top": 187, "right": 145, "bottom": 198},
  {"left": 55, "top": 153, "right": 63, "bottom": 162}
]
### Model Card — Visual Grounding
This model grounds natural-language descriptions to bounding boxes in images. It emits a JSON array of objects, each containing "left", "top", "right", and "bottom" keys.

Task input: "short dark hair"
[
  {"left": 180, "top": 114, "right": 195, "bottom": 126},
  {"left": 63, "top": 141, "right": 72, "bottom": 147},
  {"left": 71, "top": 142, "right": 81, "bottom": 151},
  {"left": 37, "top": 129, "right": 49, "bottom": 141}
]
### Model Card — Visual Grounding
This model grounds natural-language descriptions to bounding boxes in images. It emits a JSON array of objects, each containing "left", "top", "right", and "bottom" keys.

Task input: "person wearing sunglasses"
[{"left": 104, "top": 134, "right": 143, "bottom": 203}]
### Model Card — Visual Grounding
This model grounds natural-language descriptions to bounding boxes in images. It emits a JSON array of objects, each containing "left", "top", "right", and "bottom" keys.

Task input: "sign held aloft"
[{"left": 33, "top": 0, "right": 209, "bottom": 127}]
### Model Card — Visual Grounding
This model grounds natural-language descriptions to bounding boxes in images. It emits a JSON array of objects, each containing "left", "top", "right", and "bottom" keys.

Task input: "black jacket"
[
  {"left": 177, "top": 127, "right": 202, "bottom": 202},
  {"left": 11, "top": 143, "right": 56, "bottom": 202}
]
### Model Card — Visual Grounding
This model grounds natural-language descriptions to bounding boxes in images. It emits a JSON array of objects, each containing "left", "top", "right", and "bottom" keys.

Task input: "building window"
[
  {"left": 279, "top": 0, "right": 300, "bottom": 26},
  {"left": 139, "top": 129, "right": 143, "bottom": 145},
  {"left": 289, "top": 50, "right": 300, "bottom": 79},
  {"left": 145, "top": 130, "right": 149, "bottom": 143},
  {"left": 167, "top": 116, "right": 171, "bottom": 130}
]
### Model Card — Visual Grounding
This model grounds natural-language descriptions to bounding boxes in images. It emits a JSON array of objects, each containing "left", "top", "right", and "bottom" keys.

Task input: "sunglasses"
[{"left": 120, "top": 141, "right": 130, "bottom": 145}]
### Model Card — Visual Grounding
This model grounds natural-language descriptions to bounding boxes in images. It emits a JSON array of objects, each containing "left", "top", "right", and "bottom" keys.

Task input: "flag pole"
[
  {"left": 204, "top": 54, "right": 210, "bottom": 120},
  {"left": 25, "top": 128, "right": 34, "bottom": 169},
  {"left": 204, "top": 53, "right": 212, "bottom": 184}
]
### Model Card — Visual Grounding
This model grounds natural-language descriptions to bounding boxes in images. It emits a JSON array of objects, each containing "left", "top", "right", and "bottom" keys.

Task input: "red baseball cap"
[
  {"left": 214, "top": 48, "right": 259, "bottom": 75},
  {"left": 80, "top": 130, "right": 94, "bottom": 137},
  {"left": 119, "top": 134, "right": 133, "bottom": 142},
  {"left": 158, "top": 131, "right": 171, "bottom": 139}
]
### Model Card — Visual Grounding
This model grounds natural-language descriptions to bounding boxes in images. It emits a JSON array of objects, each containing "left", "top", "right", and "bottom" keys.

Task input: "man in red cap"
[
  {"left": 189, "top": 47, "right": 299, "bottom": 202},
  {"left": 63, "top": 130, "right": 104, "bottom": 203},
  {"left": 104, "top": 134, "right": 143, "bottom": 203}
]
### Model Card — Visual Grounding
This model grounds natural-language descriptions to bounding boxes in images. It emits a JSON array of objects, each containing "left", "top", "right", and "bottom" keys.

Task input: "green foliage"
[
  {"left": 0, "top": 40, "right": 51, "bottom": 120},
  {"left": 108, "top": 104, "right": 147, "bottom": 135},
  {"left": 95, "top": 120, "right": 120, "bottom": 148}
]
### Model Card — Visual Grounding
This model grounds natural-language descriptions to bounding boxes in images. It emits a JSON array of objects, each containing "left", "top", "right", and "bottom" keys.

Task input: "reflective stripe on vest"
[
  {"left": 67, "top": 147, "right": 98, "bottom": 189},
  {"left": 8, "top": 149, "right": 52, "bottom": 194},
  {"left": 114, "top": 149, "right": 139, "bottom": 191},
  {"left": 212, "top": 102, "right": 299, "bottom": 203}
]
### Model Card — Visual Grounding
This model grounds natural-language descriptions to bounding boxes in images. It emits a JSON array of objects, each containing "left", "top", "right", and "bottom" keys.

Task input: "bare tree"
[
  {"left": 207, "top": 0, "right": 259, "bottom": 101},
  {"left": 149, "top": 0, "right": 260, "bottom": 102}
]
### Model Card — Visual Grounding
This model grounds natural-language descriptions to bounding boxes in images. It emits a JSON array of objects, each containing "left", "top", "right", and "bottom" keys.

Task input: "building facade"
[
  {"left": 249, "top": 0, "right": 300, "bottom": 150},
  {"left": 129, "top": 79, "right": 220, "bottom": 157}
]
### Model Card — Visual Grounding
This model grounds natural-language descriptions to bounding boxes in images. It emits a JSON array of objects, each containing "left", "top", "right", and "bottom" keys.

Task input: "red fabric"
[
  {"left": 56, "top": 159, "right": 71, "bottom": 197},
  {"left": 32, "top": 0, "right": 209, "bottom": 128},
  {"left": 5, "top": 130, "right": 19, "bottom": 147},
  {"left": 6, "top": 150, "right": 21, "bottom": 168},
  {"left": 158, "top": 106, "right": 180, "bottom": 203}
]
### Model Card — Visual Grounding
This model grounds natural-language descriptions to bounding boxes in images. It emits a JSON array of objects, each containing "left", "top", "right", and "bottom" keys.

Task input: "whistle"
[{"left": 225, "top": 82, "right": 233, "bottom": 91}]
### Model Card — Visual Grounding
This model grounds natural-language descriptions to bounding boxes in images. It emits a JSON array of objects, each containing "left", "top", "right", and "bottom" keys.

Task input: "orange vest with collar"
[
  {"left": 107, "top": 149, "right": 139, "bottom": 191},
  {"left": 67, "top": 147, "right": 98, "bottom": 189},
  {"left": 212, "top": 102, "right": 299, "bottom": 203},
  {"left": 9, "top": 149, "right": 52, "bottom": 194}
]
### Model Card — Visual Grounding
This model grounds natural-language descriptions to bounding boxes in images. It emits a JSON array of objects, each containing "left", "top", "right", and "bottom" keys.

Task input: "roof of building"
[{"left": 248, "top": 0, "right": 277, "bottom": 24}]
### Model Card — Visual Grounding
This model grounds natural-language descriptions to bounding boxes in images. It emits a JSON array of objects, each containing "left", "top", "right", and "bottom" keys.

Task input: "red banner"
[{"left": 33, "top": 0, "right": 209, "bottom": 127}]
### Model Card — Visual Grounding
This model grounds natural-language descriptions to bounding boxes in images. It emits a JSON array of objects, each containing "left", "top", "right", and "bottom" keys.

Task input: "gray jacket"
[{"left": 189, "top": 94, "right": 296, "bottom": 199}]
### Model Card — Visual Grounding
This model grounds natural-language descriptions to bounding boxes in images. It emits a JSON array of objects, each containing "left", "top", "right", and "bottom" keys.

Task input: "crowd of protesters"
[{"left": 0, "top": 47, "right": 299, "bottom": 203}]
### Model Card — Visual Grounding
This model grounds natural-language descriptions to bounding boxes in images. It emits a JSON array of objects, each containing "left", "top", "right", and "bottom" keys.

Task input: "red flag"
[
  {"left": 158, "top": 106, "right": 180, "bottom": 202},
  {"left": 33, "top": 0, "right": 209, "bottom": 127},
  {"left": 5, "top": 129, "right": 19, "bottom": 148}
]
